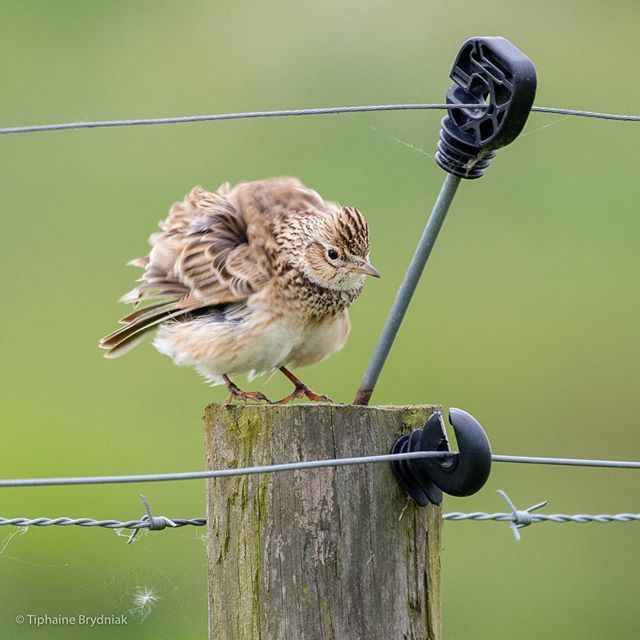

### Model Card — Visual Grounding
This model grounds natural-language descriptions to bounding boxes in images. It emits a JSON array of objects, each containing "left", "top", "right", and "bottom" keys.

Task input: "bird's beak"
[{"left": 353, "top": 260, "right": 381, "bottom": 278}]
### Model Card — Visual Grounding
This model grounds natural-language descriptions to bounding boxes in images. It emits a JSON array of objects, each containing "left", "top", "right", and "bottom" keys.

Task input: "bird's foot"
[
  {"left": 223, "top": 375, "right": 270, "bottom": 404},
  {"left": 275, "top": 366, "right": 333, "bottom": 404},
  {"left": 275, "top": 382, "right": 332, "bottom": 405}
]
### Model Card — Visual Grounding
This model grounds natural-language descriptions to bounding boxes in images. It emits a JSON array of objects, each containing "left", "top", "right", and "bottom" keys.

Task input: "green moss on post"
[{"left": 205, "top": 404, "right": 442, "bottom": 640}]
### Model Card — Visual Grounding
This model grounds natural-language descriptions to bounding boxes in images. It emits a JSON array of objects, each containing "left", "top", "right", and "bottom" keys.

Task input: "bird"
[{"left": 99, "top": 176, "right": 380, "bottom": 404}]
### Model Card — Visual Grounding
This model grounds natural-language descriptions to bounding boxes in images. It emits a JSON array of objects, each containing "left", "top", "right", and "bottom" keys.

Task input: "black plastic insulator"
[
  {"left": 390, "top": 408, "right": 492, "bottom": 506},
  {"left": 435, "top": 36, "right": 537, "bottom": 179}
]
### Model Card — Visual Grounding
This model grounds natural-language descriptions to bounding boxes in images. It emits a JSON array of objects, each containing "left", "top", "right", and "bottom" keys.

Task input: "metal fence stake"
[{"left": 354, "top": 173, "right": 461, "bottom": 405}]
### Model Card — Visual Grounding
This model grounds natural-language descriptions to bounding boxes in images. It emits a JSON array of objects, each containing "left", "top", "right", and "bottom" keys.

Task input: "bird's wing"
[
  {"left": 100, "top": 184, "right": 269, "bottom": 358},
  {"left": 174, "top": 187, "right": 269, "bottom": 302}
]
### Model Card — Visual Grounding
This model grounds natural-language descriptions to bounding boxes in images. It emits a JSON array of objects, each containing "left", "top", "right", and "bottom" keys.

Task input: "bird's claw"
[
  {"left": 275, "top": 383, "right": 333, "bottom": 405},
  {"left": 224, "top": 386, "right": 270, "bottom": 405}
]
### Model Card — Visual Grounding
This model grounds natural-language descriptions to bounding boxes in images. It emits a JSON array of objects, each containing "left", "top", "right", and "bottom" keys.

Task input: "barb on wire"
[
  {"left": 496, "top": 489, "right": 548, "bottom": 540},
  {"left": 127, "top": 495, "right": 178, "bottom": 544},
  {"left": 1, "top": 102, "right": 639, "bottom": 136}
]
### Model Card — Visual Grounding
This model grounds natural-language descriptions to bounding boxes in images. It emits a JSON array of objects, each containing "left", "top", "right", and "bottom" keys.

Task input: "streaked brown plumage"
[{"left": 100, "top": 176, "right": 379, "bottom": 403}]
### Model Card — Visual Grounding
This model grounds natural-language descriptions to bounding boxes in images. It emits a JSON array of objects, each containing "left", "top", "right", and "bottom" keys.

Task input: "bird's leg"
[
  {"left": 274, "top": 366, "right": 333, "bottom": 404},
  {"left": 223, "top": 374, "right": 270, "bottom": 404}
]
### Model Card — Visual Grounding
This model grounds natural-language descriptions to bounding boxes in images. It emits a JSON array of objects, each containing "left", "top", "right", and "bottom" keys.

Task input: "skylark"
[{"left": 100, "top": 177, "right": 379, "bottom": 403}]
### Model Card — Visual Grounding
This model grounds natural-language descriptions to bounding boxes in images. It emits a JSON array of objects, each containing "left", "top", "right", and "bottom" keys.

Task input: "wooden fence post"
[{"left": 205, "top": 404, "right": 442, "bottom": 640}]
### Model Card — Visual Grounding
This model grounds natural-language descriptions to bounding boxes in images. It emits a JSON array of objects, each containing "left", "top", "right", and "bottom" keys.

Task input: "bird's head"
[{"left": 302, "top": 206, "right": 380, "bottom": 292}]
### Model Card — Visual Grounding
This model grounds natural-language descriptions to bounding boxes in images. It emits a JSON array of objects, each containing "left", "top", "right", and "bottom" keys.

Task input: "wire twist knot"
[
  {"left": 497, "top": 489, "right": 548, "bottom": 540},
  {"left": 127, "top": 495, "right": 177, "bottom": 543},
  {"left": 511, "top": 509, "right": 535, "bottom": 527}
]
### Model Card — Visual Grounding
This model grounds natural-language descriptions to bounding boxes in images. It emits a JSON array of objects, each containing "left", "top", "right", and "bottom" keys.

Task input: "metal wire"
[
  {"left": 1, "top": 102, "right": 639, "bottom": 136},
  {"left": 0, "top": 103, "right": 470, "bottom": 135},
  {"left": 0, "top": 490, "right": 635, "bottom": 544},
  {"left": 0, "top": 516, "right": 206, "bottom": 529},
  {"left": 1, "top": 451, "right": 639, "bottom": 489},
  {"left": 0, "top": 451, "right": 454, "bottom": 488},
  {"left": 2, "top": 513, "right": 638, "bottom": 529},
  {"left": 443, "top": 512, "right": 640, "bottom": 524},
  {"left": 492, "top": 455, "right": 640, "bottom": 469},
  {"left": 447, "top": 489, "right": 640, "bottom": 541},
  {"left": 530, "top": 105, "right": 640, "bottom": 121},
  {"left": 1, "top": 511, "right": 636, "bottom": 532}
]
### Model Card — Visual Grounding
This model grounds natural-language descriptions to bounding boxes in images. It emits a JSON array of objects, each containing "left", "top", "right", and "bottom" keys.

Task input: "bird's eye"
[{"left": 327, "top": 248, "right": 339, "bottom": 260}]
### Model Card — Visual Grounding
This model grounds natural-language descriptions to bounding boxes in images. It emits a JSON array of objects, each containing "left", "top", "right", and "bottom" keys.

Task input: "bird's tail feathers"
[{"left": 99, "top": 303, "right": 197, "bottom": 359}]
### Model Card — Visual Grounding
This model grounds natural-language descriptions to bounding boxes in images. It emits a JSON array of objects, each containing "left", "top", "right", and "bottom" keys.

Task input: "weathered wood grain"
[{"left": 205, "top": 404, "right": 441, "bottom": 640}]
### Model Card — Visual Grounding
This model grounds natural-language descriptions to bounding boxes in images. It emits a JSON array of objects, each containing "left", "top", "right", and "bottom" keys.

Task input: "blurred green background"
[{"left": 1, "top": 1, "right": 639, "bottom": 638}]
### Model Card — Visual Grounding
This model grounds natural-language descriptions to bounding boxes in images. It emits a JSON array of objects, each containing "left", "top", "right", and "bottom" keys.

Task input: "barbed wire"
[
  {"left": 0, "top": 516, "right": 206, "bottom": 530},
  {"left": 4, "top": 513, "right": 638, "bottom": 530},
  {"left": 443, "top": 512, "right": 640, "bottom": 524},
  {"left": 446, "top": 490, "right": 640, "bottom": 540},
  {"left": 1, "top": 492, "right": 636, "bottom": 545},
  {"left": 1, "top": 102, "right": 639, "bottom": 136},
  {"left": 0, "top": 451, "right": 638, "bottom": 489}
]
